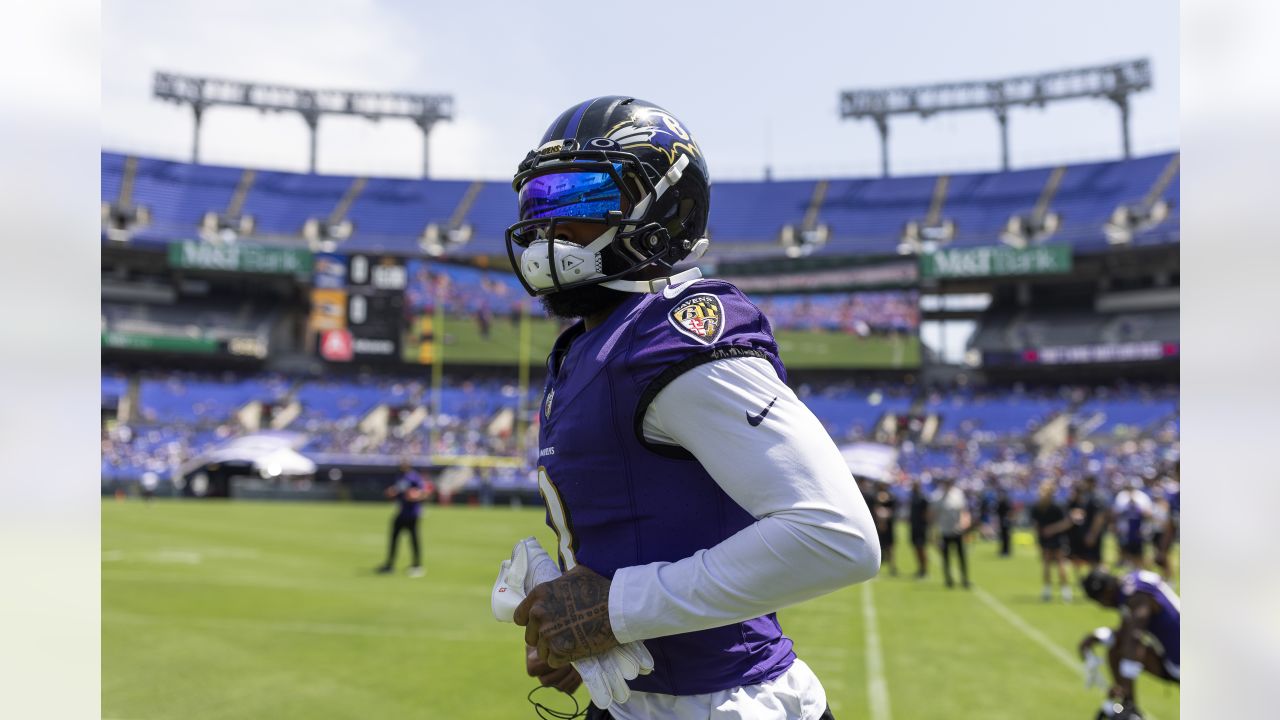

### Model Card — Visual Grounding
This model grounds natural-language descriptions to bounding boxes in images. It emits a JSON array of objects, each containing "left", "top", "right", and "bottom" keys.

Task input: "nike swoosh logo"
[
  {"left": 746, "top": 396, "right": 778, "bottom": 427},
  {"left": 662, "top": 279, "right": 698, "bottom": 299}
]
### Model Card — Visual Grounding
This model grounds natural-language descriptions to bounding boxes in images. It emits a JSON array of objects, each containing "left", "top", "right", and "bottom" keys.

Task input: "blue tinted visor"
[{"left": 518, "top": 164, "right": 624, "bottom": 221}]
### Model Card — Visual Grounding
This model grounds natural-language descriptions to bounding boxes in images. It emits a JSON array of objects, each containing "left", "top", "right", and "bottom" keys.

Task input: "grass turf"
[{"left": 103, "top": 501, "right": 1178, "bottom": 719}]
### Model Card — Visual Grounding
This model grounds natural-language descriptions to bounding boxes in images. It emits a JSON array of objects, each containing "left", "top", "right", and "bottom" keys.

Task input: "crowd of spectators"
[
  {"left": 398, "top": 261, "right": 921, "bottom": 335},
  {"left": 756, "top": 290, "right": 920, "bottom": 334},
  {"left": 403, "top": 261, "right": 533, "bottom": 318},
  {"left": 102, "top": 422, "right": 233, "bottom": 482},
  {"left": 103, "top": 370, "right": 1178, "bottom": 515},
  {"left": 101, "top": 370, "right": 538, "bottom": 482},
  {"left": 893, "top": 436, "right": 1179, "bottom": 508}
]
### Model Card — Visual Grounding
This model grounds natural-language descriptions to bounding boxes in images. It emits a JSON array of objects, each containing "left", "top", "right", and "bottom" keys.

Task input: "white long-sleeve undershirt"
[{"left": 607, "top": 356, "right": 881, "bottom": 645}]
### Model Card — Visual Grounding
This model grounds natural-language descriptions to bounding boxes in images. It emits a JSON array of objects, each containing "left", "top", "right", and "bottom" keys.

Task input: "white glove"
[
  {"left": 492, "top": 537, "right": 654, "bottom": 710},
  {"left": 1084, "top": 649, "right": 1105, "bottom": 689}
]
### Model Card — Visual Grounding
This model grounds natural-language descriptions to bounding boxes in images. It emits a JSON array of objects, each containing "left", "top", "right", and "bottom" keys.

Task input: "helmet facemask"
[{"left": 505, "top": 146, "right": 704, "bottom": 297}]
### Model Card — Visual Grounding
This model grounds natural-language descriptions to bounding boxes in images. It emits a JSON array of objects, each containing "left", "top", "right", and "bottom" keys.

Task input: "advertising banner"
[
  {"left": 167, "top": 241, "right": 312, "bottom": 276},
  {"left": 920, "top": 244, "right": 1072, "bottom": 279}
]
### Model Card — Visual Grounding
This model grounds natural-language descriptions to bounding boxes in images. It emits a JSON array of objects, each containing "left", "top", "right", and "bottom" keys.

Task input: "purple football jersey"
[
  {"left": 396, "top": 471, "right": 426, "bottom": 519},
  {"left": 1115, "top": 491, "right": 1148, "bottom": 545},
  {"left": 1119, "top": 570, "right": 1180, "bottom": 666},
  {"left": 537, "top": 280, "right": 796, "bottom": 695}
]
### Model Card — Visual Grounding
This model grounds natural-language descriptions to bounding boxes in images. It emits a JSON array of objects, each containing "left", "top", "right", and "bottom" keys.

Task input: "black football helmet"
[
  {"left": 1082, "top": 568, "right": 1120, "bottom": 604},
  {"left": 505, "top": 96, "right": 711, "bottom": 296}
]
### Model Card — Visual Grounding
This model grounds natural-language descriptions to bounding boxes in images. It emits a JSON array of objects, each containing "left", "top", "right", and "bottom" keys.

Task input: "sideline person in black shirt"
[
  {"left": 1067, "top": 474, "right": 1108, "bottom": 577},
  {"left": 909, "top": 477, "right": 930, "bottom": 578},
  {"left": 995, "top": 487, "right": 1013, "bottom": 557},
  {"left": 872, "top": 483, "right": 899, "bottom": 577},
  {"left": 1030, "top": 479, "right": 1074, "bottom": 602}
]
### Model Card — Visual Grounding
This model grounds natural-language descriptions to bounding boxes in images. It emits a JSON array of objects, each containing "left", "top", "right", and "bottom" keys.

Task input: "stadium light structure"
[
  {"left": 153, "top": 72, "right": 454, "bottom": 177},
  {"left": 839, "top": 59, "right": 1152, "bottom": 177}
]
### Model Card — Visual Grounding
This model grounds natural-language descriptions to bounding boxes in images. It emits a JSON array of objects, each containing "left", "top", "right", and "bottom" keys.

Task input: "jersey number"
[{"left": 537, "top": 467, "right": 578, "bottom": 569}]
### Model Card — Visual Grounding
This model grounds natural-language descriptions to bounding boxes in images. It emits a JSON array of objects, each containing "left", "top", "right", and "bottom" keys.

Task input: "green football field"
[
  {"left": 406, "top": 314, "right": 919, "bottom": 369},
  {"left": 103, "top": 501, "right": 1179, "bottom": 720}
]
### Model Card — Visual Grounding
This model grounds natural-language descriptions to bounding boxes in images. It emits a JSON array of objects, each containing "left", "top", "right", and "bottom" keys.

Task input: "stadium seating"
[
  {"left": 709, "top": 180, "right": 817, "bottom": 244},
  {"left": 343, "top": 177, "right": 472, "bottom": 254},
  {"left": 125, "top": 156, "right": 244, "bottom": 246},
  {"left": 102, "top": 372, "right": 129, "bottom": 407},
  {"left": 101, "top": 153, "right": 125, "bottom": 208},
  {"left": 240, "top": 170, "right": 354, "bottom": 236},
  {"left": 1073, "top": 388, "right": 1179, "bottom": 438},
  {"left": 927, "top": 388, "right": 1068, "bottom": 437},
  {"left": 819, "top": 175, "right": 933, "bottom": 254},
  {"left": 942, "top": 167, "right": 1055, "bottom": 247},
  {"left": 797, "top": 385, "right": 915, "bottom": 440},
  {"left": 463, "top": 181, "right": 520, "bottom": 256},
  {"left": 104, "top": 367, "right": 1178, "bottom": 505},
  {"left": 100, "top": 151, "right": 1179, "bottom": 257},
  {"left": 135, "top": 373, "right": 290, "bottom": 424},
  {"left": 294, "top": 379, "right": 411, "bottom": 423}
]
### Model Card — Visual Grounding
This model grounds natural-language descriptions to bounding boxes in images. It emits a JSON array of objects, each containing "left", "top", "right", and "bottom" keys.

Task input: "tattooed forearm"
[
  {"left": 541, "top": 574, "right": 614, "bottom": 659},
  {"left": 516, "top": 564, "right": 618, "bottom": 666}
]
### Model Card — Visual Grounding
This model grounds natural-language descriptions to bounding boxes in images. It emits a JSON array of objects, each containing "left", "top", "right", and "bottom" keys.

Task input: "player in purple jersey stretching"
[
  {"left": 1079, "top": 568, "right": 1180, "bottom": 718},
  {"left": 502, "top": 96, "right": 881, "bottom": 719}
]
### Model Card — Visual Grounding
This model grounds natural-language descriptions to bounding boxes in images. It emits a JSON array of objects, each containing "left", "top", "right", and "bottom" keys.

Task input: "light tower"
[
  {"left": 839, "top": 59, "right": 1152, "bottom": 176},
  {"left": 154, "top": 72, "right": 454, "bottom": 177}
]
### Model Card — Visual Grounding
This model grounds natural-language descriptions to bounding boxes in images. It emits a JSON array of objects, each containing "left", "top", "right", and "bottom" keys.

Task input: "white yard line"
[
  {"left": 862, "top": 583, "right": 892, "bottom": 720},
  {"left": 972, "top": 586, "right": 1079, "bottom": 671},
  {"left": 972, "top": 586, "right": 1160, "bottom": 720}
]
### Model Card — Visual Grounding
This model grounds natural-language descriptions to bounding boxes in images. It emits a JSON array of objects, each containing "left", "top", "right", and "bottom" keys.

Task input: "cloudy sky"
[{"left": 103, "top": 0, "right": 1178, "bottom": 180}]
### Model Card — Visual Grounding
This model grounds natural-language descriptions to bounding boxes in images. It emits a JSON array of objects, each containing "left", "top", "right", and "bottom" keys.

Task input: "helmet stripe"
[
  {"left": 546, "top": 109, "right": 573, "bottom": 142},
  {"left": 562, "top": 99, "right": 594, "bottom": 141},
  {"left": 581, "top": 96, "right": 628, "bottom": 140}
]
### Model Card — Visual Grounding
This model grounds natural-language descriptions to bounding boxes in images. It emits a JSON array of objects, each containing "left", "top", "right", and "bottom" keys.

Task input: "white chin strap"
[
  {"left": 599, "top": 264, "right": 703, "bottom": 293},
  {"left": 518, "top": 154, "right": 706, "bottom": 294}
]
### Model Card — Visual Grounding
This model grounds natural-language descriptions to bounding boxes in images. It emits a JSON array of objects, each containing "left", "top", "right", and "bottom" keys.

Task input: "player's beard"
[{"left": 539, "top": 283, "right": 629, "bottom": 321}]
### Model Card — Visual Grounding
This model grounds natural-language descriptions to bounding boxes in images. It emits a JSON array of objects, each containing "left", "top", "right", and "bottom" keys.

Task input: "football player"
[
  {"left": 375, "top": 459, "right": 428, "bottom": 577},
  {"left": 1112, "top": 477, "right": 1153, "bottom": 570},
  {"left": 504, "top": 96, "right": 881, "bottom": 719},
  {"left": 1078, "top": 568, "right": 1180, "bottom": 716}
]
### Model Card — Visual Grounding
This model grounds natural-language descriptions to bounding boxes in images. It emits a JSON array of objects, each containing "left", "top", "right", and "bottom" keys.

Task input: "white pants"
[{"left": 609, "top": 658, "right": 828, "bottom": 720}]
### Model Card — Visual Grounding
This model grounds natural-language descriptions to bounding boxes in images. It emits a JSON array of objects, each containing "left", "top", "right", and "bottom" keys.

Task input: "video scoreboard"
[{"left": 311, "top": 253, "right": 409, "bottom": 364}]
